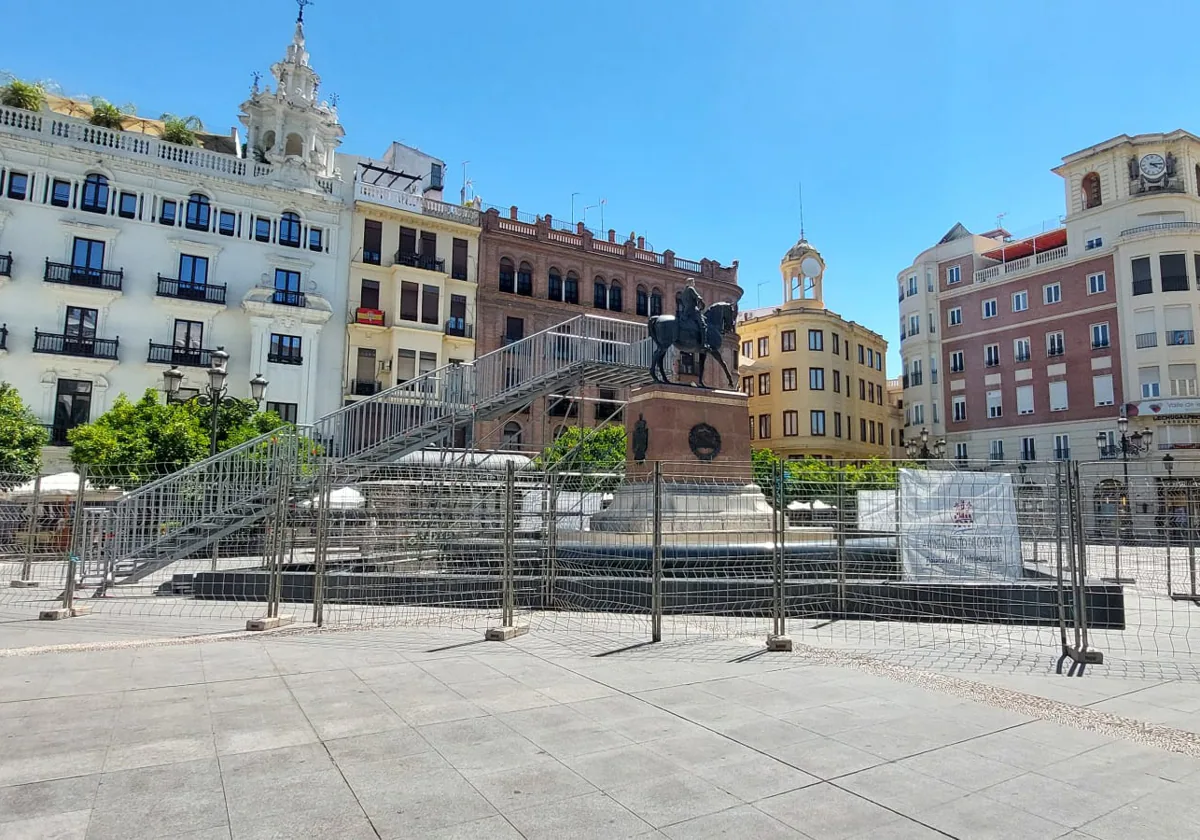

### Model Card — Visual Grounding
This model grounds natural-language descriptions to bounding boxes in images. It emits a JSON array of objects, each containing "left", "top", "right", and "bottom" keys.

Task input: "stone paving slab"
[{"left": 2, "top": 625, "right": 1200, "bottom": 838}]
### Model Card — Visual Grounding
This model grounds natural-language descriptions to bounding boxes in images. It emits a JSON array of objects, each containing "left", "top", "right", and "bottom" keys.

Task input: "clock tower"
[{"left": 781, "top": 237, "right": 826, "bottom": 308}]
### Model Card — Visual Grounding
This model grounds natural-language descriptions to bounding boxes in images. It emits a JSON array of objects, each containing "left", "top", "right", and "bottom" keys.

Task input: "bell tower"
[
  {"left": 781, "top": 237, "right": 826, "bottom": 309},
  {"left": 240, "top": 1, "right": 344, "bottom": 179}
]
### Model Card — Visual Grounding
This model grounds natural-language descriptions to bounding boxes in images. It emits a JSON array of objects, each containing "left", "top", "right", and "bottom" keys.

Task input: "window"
[
  {"left": 1093, "top": 374, "right": 1115, "bottom": 407},
  {"left": 1082, "top": 171, "right": 1102, "bottom": 209},
  {"left": 781, "top": 330, "right": 796, "bottom": 352},
  {"left": 832, "top": 333, "right": 840, "bottom": 355},
  {"left": 1054, "top": 434, "right": 1070, "bottom": 460},
  {"left": 273, "top": 269, "right": 303, "bottom": 306},
  {"left": 421, "top": 284, "right": 440, "bottom": 325},
  {"left": 266, "top": 402, "right": 298, "bottom": 424},
  {"left": 861, "top": 418, "right": 868, "bottom": 441},
  {"left": 1170, "top": 364, "right": 1198, "bottom": 397},
  {"left": 277, "top": 211, "right": 301, "bottom": 247},
  {"left": 954, "top": 442, "right": 968, "bottom": 463},
  {"left": 1091, "top": 322, "right": 1110, "bottom": 349},
  {"left": 758, "top": 336, "right": 770, "bottom": 357},
  {"left": 173, "top": 319, "right": 204, "bottom": 364},
  {"left": 649, "top": 288, "right": 661, "bottom": 315},
  {"left": 1140, "top": 366, "right": 1161, "bottom": 399},
  {"left": 783, "top": 410, "right": 798, "bottom": 437},
  {"left": 907, "top": 314, "right": 920, "bottom": 336},
  {"left": 361, "top": 221, "right": 381, "bottom": 265},
  {"left": 1047, "top": 331, "right": 1065, "bottom": 357},
  {"left": 609, "top": 282, "right": 623, "bottom": 312},
  {"left": 876, "top": 353, "right": 882, "bottom": 371},
  {"left": 1161, "top": 254, "right": 1189, "bottom": 292},
  {"left": 758, "top": 372, "right": 771, "bottom": 396},
  {"left": 834, "top": 412, "right": 842, "bottom": 438},
  {"left": 949, "top": 350, "right": 964, "bottom": 373},
  {"left": 911, "top": 403, "right": 924, "bottom": 424},
  {"left": 1021, "top": 437, "right": 1036, "bottom": 461},
  {"left": 636, "top": 286, "right": 649, "bottom": 316},
  {"left": 395, "top": 349, "right": 417, "bottom": 383},
  {"left": 1132, "top": 257, "right": 1152, "bottom": 295},
  {"left": 268, "top": 334, "right": 303, "bottom": 364},
  {"left": 1016, "top": 385, "right": 1034, "bottom": 415},
  {"left": 399, "top": 226, "right": 417, "bottom": 260},
  {"left": 1085, "top": 234, "right": 1103, "bottom": 250},
  {"left": 419, "top": 351, "right": 438, "bottom": 379},
  {"left": 759, "top": 414, "right": 771, "bottom": 439},
  {"left": 946, "top": 265, "right": 961, "bottom": 285},
  {"left": 741, "top": 340, "right": 753, "bottom": 358},
  {"left": 984, "top": 344, "right": 1000, "bottom": 367},
  {"left": 782, "top": 368, "right": 797, "bottom": 391},
  {"left": 907, "top": 275, "right": 917, "bottom": 297},
  {"left": 548, "top": 269, "right": 564, "bottom": 302},
  {"left": 1013, "top": 338, "right": 1031, "bottom": 363},
  {"left": 309, "top": 227, "right": 324, "bottom": 252},
  {"left": 254, "top": 215, "right": 271, "bottom": 242},
  {"left": 748, "top": 416, "right": 755, "bottom": 440},
  {"left": 51, "top": 179, "right": 71, "bottom": 207},
  {"left": 179, "top": 254, "right": 209, "bottom": 289},
  {"left": 741, "top": 376, "right": 753, "bottom": 396},
  {"left": 1049, "top": 380, "right": 1068, "bottom": 411},
  {"left": 1041, "top": 282, "right": 1061, "bottom": 305},
  {"left": 989, "top": 440, "right": 1004, "bottom": 462},
  {"left": 400, "top": 281, "right": 419, "bottom": 322},
  {"left": 359, "top": 279, "right": 380, "bottom": 311},
  {"left": 501, "top": 422, "right": 522, "bottom": 450},
  {"left": 593, "top": 278, "right": 608, "bottom": 309},
  {"left": 982, "top": 299, "right": 997, "bottom": 319},
  {"left": 1087, "top": 272, "right": 1107, "bottom": 295},
  {"left": 808, "top": 329, "right": 823, "bottom": 351},
  {"left": 987, "top": 390, "right": 1002, "bottom": 418},
  {"left": 63, "top": 306, "right": 98, "bottom": 343},
  {"left": 810, "top": 410, "right": 826, "bottom": 436},
  {"left": 1012, "top": 290, "right": 1028, "bottom": 312},
  {"left": 71, "top": 237, "right": 105, "bottom": 276},
  {"left": 809, "top": 368, "right": 824, "bottom": 390},
  {"left": 952, "top": 396, "right": 966, "bottom": 422},
  {"left": 517, "top": 263, "right": 533, "bottom": 296},
  {"left": 833, "top": 370, "right": 841, "bottom": 392},
  {"left": 81, "top": 174, "right": 109, "bottom": 213},
  {"left": 160, "top": 199, "right": 177, "bottom": 226},
  {"left": 119, "top": 192, "right": 138, "bottom": 219},
  {"left": 680, "top": 352, "right": 697, "bottom": 376},
  {"left": 504, "top": 317, "right": 524, "bottom": 343},
  {"left": 929, "top": 311, "right": 936, "bottom": 334},
  {"left": 858, "top": 344, "right": 865, "bottom": 364},
  {"left": 53, "top": 379, "right": 92, "bottom": 443},
  {"left": 6, "top": 171, "right": 27, "bottom": 200},
  {"left": 185, "top": 193, "right": 211, "bottom": 231},
  {"left": 498, "top": 258, "right": 515, "bottom": 293},
  {"left": 859, "top": 379, "right": 866, "bottom": 400}
]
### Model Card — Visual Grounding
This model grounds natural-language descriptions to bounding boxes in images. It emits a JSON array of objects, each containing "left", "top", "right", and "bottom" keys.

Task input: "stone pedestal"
[{"left": 591, "top": 384, "right": 774, "bottom": 534}]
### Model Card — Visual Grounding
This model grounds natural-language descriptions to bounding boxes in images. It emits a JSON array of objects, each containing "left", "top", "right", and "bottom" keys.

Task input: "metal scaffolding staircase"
[{"left": 96, "top": 315, "right": 654, "bottom": 586}]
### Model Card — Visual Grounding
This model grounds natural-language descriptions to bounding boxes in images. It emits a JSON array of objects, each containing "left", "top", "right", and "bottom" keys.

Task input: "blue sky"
[{"left": 7, "top": 0, "right": 1200, "bottom": 373}]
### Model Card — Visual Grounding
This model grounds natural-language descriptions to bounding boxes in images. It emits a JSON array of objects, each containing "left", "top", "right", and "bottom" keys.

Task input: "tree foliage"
[
  {"left": 0, "top": 383, "right": 47, "bottom": 479},
  {"left": 0, "top": 78, "right": 46, "bottom": 111},
  {"left": 88, "top": 97, "right": 135, "bottom": 129},
  {"left": 535, "top": 425, "right": 626, "bottom": 490},
  {"left": 68, "top": 389, "right": 287, "bottom": 486},
  {"left": 752, "top": 448, "right": 915, "bottom": 508},
  {"left": 159, "top": 113, "right": 204, "bottom": 146}
]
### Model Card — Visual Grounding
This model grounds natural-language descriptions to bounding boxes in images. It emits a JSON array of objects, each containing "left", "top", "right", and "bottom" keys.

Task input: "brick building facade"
[{"left": 475, "top": 206, "right": 741, "bottom": 452}]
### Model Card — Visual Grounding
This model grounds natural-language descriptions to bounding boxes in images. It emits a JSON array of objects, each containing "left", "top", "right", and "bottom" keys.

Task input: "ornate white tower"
[
  {"left": 781, "top": 237, "right": 826, "bottom": 308},
  {"left": 240, "top": 4, "right": 344, "bottom": 180}
]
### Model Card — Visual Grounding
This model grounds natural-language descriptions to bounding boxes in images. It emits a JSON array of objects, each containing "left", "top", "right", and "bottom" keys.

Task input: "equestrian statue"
[{"left": 647, "top": 279, "right": 738, "bottom": 388}]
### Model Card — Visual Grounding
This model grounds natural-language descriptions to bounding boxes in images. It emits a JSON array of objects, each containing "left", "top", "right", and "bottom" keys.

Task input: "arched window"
[
  {"left": 279, "top": 211, "right": 302, "bottom": 247},
  {"left": 517, "top": 262, "right": 533, "bottom": 296},
  {"left": 185, "top": 193, "right": 211, "bottom": 231},
  {"left": 564, "top": 272, "right": 579, "bottom": 304},
  {"left": 285, "top": 133, "right": 304, "bottom": 157},
  {"left": 636, "top": 285, "right": 649, "bottom": 317},
  {"left": 501, "top": 422, "right": 523, "bottom": 450},
  {"left": 593, "top": 277, "right": 608, "bottom": 309},
  {"left": 499, "top": 258, "right": 515, "bottom": 293},
  {"left": 548, "top": 268, "right": 563, "bottom": 302},
  {"left": 609, "top": 280, "right": 623, "bottom": 313},
  {"left": 1195, "top": 164, "right": 1200, "bottom": 197},
  {"left": 80, "top": 174, "right": 109, "bottom": 214},
  {"left": 1082, "top": 172, "right": 1102, "bottom": 210},
  {"left": 650, "top": 288, "right": 663, "bottom": 316}
]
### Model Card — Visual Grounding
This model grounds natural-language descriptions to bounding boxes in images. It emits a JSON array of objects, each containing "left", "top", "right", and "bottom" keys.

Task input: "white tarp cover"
[
  {"left": 857, "top": 490, "right": 896, "bottom": 532},
  {"left": 898, "top": 469, "right": 1022, "bottom": 580}
]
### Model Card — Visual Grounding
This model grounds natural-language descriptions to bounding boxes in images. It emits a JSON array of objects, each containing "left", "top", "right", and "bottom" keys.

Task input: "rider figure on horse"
[{"left": 679, "top": 279, "right": 706, "bottom": 347}]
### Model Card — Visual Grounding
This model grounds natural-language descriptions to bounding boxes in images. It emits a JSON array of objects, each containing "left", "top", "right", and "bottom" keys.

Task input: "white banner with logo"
[
  {"left": 857, "top": 490, "right": 897, "bottom": 532},
  {"left": 898, "top": 469, "right": 1022, "bottom": 580}
]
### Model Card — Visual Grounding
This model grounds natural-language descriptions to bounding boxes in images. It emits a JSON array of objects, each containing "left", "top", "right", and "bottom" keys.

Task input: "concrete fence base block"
[
  {"left": 39, "top": 608, "right": 71, "bottom": 621},
  {"left": 70, "top": 605, "right": 91, "bottom": 617},
  {"left": 246, "top": 615, "right": 295, "bottom": 632},
  {"left": 766, "top": 634, "right": 794, "bottom": 652},
  {"left": 485, "top": 626, "right": 528, "bottom": 642},
  {"left": 9, "top": 580, "right": 39, "bottom": 588}
]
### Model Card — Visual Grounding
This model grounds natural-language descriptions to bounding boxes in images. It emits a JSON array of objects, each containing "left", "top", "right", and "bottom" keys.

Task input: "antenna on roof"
[
  {"left": 996, "top": 211, "right": 1007, "bottom": 231},
  {"left": 798, "top": 181, "right": 806, "bottom": 241}
]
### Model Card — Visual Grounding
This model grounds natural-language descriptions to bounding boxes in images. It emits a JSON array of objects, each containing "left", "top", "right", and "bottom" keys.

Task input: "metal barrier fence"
[{"left": 4, "top": 456, "right": 1200, "bottom": 673}]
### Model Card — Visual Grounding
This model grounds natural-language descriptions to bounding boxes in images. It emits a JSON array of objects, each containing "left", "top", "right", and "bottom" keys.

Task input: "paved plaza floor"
[{"left": 4, "top": 616, "right": 1200, "bottom": 839}]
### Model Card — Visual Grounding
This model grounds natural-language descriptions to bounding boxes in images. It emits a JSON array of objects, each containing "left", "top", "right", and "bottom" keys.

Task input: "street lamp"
[
  {"left": 905, "top": 427, "right": 946, "bottom": 462},
  {"left": 164, "top": 346, "right": 268, "bottom": 456},
  {"left": 1096, "top": 414, "right": 1153, "bottom": 583}
]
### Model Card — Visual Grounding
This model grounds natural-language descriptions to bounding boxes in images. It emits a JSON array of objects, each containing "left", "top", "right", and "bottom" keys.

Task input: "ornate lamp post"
[
  {"left": 1095, "top": 415, "right": 1153, "bottom": 583},
  {"left": 905, "top": 427, "right": 946, "bottom": 462},
  {"left": 163, "top": 347, "right": 268, "bottom": 455}
]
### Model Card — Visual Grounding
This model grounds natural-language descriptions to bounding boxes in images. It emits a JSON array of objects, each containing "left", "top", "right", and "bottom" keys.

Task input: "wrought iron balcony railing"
[
  {"left": 44, "top": 260, "right": 122, "bottom": 291},
  {"left": 34, "top": 330, "right": 119, "bottom": 359},
  {"left": 394, "top": 251, "right": 446, "bottom": 273},
  {"left": 0, "top": 252, "right": 11, "bottom": 277},
  {"left": 445, "top": 318, "right": 474, "bottom": 338},
  {"left": 157, "top": 274, "right": 227, "bottom": 305},
  {"left": 271, "top": 290, "right": 306, "bottom": 308},
  {"left": 350, "top": 379, "right": 382, "bottom": 396},
  {"left": 147, "top": 341, "right": 214, "bottom": 368}
]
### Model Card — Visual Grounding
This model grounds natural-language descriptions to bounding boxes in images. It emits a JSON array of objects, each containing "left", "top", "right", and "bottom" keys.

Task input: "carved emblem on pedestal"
[
  {"left": 688, "top": 423, "right": 721, "bottom": 461},
  {"left": 632, "top": 414, "right": 649, "bottom": 463}
]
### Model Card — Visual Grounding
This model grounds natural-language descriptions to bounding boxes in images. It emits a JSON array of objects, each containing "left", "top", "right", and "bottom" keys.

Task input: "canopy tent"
[{"left": 300, "top": 486, "right": 366, "bottom": 510}]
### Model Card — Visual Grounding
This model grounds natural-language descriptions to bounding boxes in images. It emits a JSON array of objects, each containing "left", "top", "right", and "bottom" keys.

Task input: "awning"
[{"left": 982, "top": 228, "right": 1067, "bottom": 262}]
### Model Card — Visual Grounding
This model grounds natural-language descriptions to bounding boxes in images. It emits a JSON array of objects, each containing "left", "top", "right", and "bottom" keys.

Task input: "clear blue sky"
[{"left": 7, "top": 0, "right": 1200, "bottom": 373}]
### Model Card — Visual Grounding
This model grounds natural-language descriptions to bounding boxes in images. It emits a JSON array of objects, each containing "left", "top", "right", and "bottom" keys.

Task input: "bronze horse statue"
[{"left": 648, "top": 300, "right": 738, "bottom": 388}]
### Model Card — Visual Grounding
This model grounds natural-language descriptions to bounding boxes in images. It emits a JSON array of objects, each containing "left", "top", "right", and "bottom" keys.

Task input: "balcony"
[
  {"left": 1099, "top": 445, "right": 1120, "bottom": 461},
  {"left": 1120, "top": 220, "right": 1200, "bottom": 241},
  {"left": 147, "top": 341, "right": 213, "bottom": 368},
  {"left": 350, "top": 379, "right": 382, "bottom": 396},
  {"left": 0, "top": 323, "right": 6, "bottom": 350},
  {"left": 0, "top": 252, "right": 11, "bottom": 277},
  {"left": 354, "top": 181, "right": 482, "bottom": 226},
  {"left": 44, "top": 260, "right": 122, "bottom": 291},
  {"left": 33, "top": 330, "right": 119, "bottom": 360},
  {"left": 394, "top": 251, "right": 446, "bottom": 274},
  {"left": 445, "top": 318, "right": 474, "bottom": 339},
  {"left": 268, "top": 351, "right": 303, "bottom": 366},
  {"left": 354, "top": 307, "right": 386, "bottom": 327},
  {"left": 156, "top": 275, "right": 227, "bottom": 305},
  {"left": 1136, "top": 332, "right": 1158, "bottom": 349},
  {"left": 271, "top": 290, "right": 306, "bottom": 308},
  {"left": 973, "top": 245, "right": 1068, "bottom": 284},
  {"left": 1166, "top": 329, "right": 1195, "bottom": 347}
]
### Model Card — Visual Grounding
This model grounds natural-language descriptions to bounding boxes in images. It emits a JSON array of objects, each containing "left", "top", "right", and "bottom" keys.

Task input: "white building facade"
[{"left": 0, "top": 16, "right": 348, "bottom": 452}]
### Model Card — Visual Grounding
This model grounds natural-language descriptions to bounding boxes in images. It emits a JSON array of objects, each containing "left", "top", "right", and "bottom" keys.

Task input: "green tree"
[
  {"left": 0, "top": 383, "right": 47, "bottom": 480},
  {"left": 0, "top": 78, "right": 46, "bottom": 111},
  {"left": 536, "top": 425, "right": 626, "bottom": 491},
  {"left": 159, "top": 113, "right": 204, "bottom": 146}
]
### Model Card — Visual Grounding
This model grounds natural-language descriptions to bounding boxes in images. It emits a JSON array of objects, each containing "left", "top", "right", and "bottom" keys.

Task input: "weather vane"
[
  {"left": 329, "top": 92, "right": 339, "bottom": 108},
  {"left": 296, "top": 0, "right": 313, "bottom": 22},
  {"left": 250, "top": 70, "right": 262, "bottom": 93}
]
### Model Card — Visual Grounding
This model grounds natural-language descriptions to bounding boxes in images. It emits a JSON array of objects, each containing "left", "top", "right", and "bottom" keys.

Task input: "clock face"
[{"left": 1140, "top": 153, "right": 1166, "bottom": 180}]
